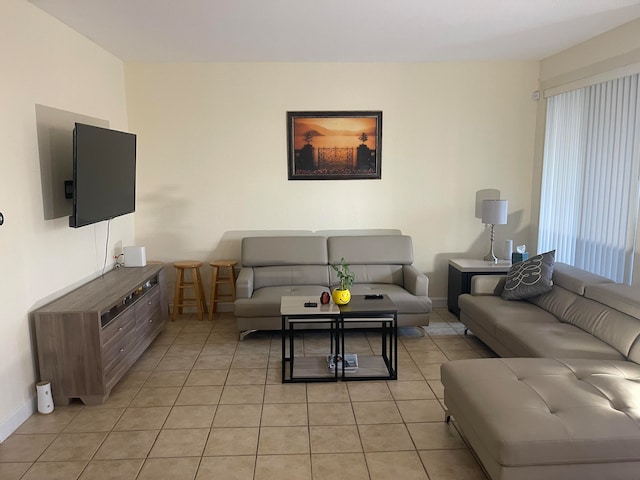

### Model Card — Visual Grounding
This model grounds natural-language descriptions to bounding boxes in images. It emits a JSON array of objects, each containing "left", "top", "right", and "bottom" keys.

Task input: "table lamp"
[{"left": 482, "top": 199, "right": 508, "bottom": 263}]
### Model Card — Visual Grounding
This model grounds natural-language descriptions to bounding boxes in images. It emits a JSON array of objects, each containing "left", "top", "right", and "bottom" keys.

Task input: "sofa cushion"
[
  {"left": 496, "top": 319, "right": 626, "bottom": 360},
  {"left": 527, "top": 284, "right": 579, "bottom": 321},
  {"left": 501, "top": 250, "right": 555, "bottom": 300},
  {"left": 242, "top": 236, "right": 328, "bottom": 266},
  {"left": 542, "top": 294, "right": 640, "bottom": 360},
  {"left": 459, "top": 294, "right": 558, "bottom": 338},
  {"left": 331, "top": 264, "right": 404, "bottom": 287},
  {"left": 327, "top": 235, "right": 414, "bottom": 265},
  {"left": 552, "top": 262, "right": 613, "bottom": 295},
  {"left": 349, "top": 284, "right": 432, "bottom": 314},
  {"left": 626, "top": 338, "right": 640, "bottom": 367},
  {"left": 585, "top": 283, "right": 640, "bottom": 320},
  {"left": 234, "top": 285, "right": 329, "bottom": 318},
  {"left": 253, "top": 265, "right": 330, "bottom": 290}
]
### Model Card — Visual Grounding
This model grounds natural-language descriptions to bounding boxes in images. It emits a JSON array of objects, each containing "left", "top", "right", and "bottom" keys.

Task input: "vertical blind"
[{"left": 538, "top": 73, "right": 640, "bottom": 284}]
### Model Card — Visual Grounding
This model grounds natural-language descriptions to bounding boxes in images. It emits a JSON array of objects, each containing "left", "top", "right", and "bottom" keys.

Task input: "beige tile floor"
[{"left": 0, "top": 308, "right": 493, "bottom": 480}]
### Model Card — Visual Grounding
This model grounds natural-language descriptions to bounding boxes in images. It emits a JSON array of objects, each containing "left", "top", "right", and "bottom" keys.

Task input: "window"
[{"left": 538, "top": 73, "right": 640, "bottom": 284}]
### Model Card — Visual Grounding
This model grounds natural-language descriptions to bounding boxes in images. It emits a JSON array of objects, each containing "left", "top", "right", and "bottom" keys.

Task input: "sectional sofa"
[
  {"left": 441, "top": 261, "right": 640, "bottom": 480},
  {"left": 233, "top": 234, "right": 432, "bottom": 337}
]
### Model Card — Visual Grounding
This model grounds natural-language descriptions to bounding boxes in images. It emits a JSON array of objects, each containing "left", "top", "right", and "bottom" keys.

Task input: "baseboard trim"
[
  {"left": 0, "top": 395, "right": 36, "bottom": 443},
  {"left": 431, "top": 297, "right": 446, "bottom": 310}
]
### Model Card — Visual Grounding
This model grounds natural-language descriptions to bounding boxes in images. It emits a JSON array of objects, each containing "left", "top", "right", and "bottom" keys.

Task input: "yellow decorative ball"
[{"left": 332, "top": 288, "right": 351, "bottom": 305}]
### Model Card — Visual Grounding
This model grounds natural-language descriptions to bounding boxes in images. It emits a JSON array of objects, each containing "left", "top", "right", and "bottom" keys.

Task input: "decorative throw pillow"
[{"left": 501, "top": 250, "right": 555, "bottom": 300}]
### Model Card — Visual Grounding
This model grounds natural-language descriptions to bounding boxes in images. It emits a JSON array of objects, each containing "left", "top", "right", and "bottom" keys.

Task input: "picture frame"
[{"left": 287, "top": 111, "right": 382, "bottom": 180}]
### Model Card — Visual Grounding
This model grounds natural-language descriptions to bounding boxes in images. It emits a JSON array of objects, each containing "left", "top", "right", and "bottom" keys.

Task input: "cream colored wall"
[
  {"left": 532, "top": 18, "right": 640, "bottom": 285},
  {"left": 0, "top": 0, "right": 132, "bottom": 440},
  {"left": 540, "top": 18, "right": 640, "bottom": 89},
  {"left": 126, "top": 62, "right": 540, "bottom": 302}
]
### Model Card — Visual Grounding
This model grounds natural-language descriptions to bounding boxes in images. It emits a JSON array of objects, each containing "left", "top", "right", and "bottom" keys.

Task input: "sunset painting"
[{"left": 287, "top": 111, "right": 382, "bottom": 180}]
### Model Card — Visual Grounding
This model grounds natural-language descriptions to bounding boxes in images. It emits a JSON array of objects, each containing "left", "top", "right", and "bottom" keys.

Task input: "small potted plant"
[{"left": 331, "top": 257, "right": 355, "bottom": 305}]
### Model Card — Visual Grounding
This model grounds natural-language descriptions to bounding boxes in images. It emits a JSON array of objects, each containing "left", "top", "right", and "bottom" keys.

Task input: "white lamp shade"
[{"left": 481, "top": 199, "right": 508, "bottom": 225}]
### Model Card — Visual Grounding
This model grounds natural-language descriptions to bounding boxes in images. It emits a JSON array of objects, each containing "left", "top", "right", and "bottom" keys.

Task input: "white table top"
[
  {"left": 449, "top": 258, "right": 512, "bottom": 272},
  {"left": 280, "top": 296, "right": 340, "bottom": 316}
]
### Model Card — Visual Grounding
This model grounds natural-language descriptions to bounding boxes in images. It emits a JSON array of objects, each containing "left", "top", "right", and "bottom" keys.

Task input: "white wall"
[
  {"left": 539, "top": 18, "right": 640, "bottom": 89},
  {"left": 0, "top": 0, "right": 132, "bottom": 440},
  {"left": 125, "top": 62, "right": 540, "bottom": 301}
]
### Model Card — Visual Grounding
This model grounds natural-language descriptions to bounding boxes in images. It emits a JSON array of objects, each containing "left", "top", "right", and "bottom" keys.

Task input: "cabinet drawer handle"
[
  {"left": 118, "top": 327, "right": 123, "bottom": 331},
  {"left": 148, "top": 301, "right": 153, "bottom": 305},
  {"left": 148, "top": 319, "right": 153, "bottom": 323},
  {"left": 119, "top": 348, "right": 124, "bottom": 352}
]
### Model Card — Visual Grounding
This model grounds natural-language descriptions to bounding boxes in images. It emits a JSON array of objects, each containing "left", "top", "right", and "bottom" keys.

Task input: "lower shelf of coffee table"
[{"left": 286, "top": 355, "right": 394, "bottom": 381}]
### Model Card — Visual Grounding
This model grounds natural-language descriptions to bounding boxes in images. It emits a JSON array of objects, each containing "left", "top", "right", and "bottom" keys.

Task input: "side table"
[
  {"left": 447, "top": 258, "right": 511, "bottom": 317},
  {"left": 281, "top": 296, "right": 341, "bottom": 383},
  {"left": 339, "top": 295, "right": 398, "bottom": 381}
]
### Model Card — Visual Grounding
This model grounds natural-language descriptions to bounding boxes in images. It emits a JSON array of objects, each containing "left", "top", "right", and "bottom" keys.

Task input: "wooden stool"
[
  {"left": 172, "top": 261, "right": 208, "bottom": 321},
  {"left": 209, "top": 260, "right": 238, "bottom": 319}
]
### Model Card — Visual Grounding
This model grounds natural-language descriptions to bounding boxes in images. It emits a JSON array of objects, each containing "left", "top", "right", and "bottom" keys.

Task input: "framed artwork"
[{"left": 287, "top": 111, "right": 382, "bottom": 180}]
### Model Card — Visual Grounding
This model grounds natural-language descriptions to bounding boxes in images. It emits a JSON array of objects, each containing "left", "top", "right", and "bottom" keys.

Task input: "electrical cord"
[{"left": 102, "top": 218, "right": 112, "bottom": 277}]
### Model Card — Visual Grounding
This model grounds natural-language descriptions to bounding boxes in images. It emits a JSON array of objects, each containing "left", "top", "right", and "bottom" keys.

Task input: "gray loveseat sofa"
[
  {"left": 441, "top": 262, "right": 640, "bottom": 480},
  {"left": 234, "top": 235, "right": 431, "bottom": 336}
]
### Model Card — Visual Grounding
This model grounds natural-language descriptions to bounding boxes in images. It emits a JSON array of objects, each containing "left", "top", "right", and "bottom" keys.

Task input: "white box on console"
[{"left": 123, "top": 246, "right": 146, "bottom": 267}]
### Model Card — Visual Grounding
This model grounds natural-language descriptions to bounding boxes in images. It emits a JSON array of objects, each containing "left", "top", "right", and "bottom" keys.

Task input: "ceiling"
[{"left": 28, "top": 0, "right": 640, "bottom": 62}]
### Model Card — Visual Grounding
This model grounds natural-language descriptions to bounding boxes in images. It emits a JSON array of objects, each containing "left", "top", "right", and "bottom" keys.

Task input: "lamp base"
[
  {"left": 484, "top": 252, "right": 498, "bottom": 264},
  {"left": 484, "top": 224, "right": 498, "bottom": 264}
]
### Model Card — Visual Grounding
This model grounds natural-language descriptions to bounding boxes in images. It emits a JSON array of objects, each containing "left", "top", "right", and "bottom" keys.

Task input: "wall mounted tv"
[{"left": 69, "top": 123, "right": 137, "bottom": 228}]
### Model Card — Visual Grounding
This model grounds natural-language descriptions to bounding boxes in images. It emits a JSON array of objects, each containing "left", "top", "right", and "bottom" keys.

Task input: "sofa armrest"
[
  {"left": 403, "top": 265, "right": 429, "bottom": 296},
  {"left": 471, "top": 275, "right": 506, "bottom": 296},
  {"left": 235, "top": 267, "right": 254, "bottom": 299}
]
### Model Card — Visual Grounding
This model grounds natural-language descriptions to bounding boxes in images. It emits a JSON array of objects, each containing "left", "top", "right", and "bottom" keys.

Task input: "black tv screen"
[{"left": 70, "top": 123, "right": 136, "bottom": 228}]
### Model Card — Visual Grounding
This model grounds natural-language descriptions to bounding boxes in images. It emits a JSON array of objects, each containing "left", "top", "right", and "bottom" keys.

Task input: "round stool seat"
[
  {"left": 209, "top": 260, "right": 237, "bottom": 268},
  {"left": 174, "top": 260, "right": 204, "bottom": 269}
]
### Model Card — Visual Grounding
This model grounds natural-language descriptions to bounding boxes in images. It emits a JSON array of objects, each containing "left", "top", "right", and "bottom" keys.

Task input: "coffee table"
[{"left": 281, "top": 294, "right": 398, "bottom": 383}]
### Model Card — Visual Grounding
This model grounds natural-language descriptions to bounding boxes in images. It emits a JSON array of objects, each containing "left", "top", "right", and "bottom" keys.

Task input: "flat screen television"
[{"left": 69, "top": 123, "right": 137, "bottom": 228}]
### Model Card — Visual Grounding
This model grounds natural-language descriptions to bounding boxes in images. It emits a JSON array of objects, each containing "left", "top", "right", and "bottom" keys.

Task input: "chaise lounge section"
[
  {"left": 441, "top": 261, "right": 640, "bottom": 480},
  {"left": 443, "top": 357, "right": 640, "bottom": 480}
]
